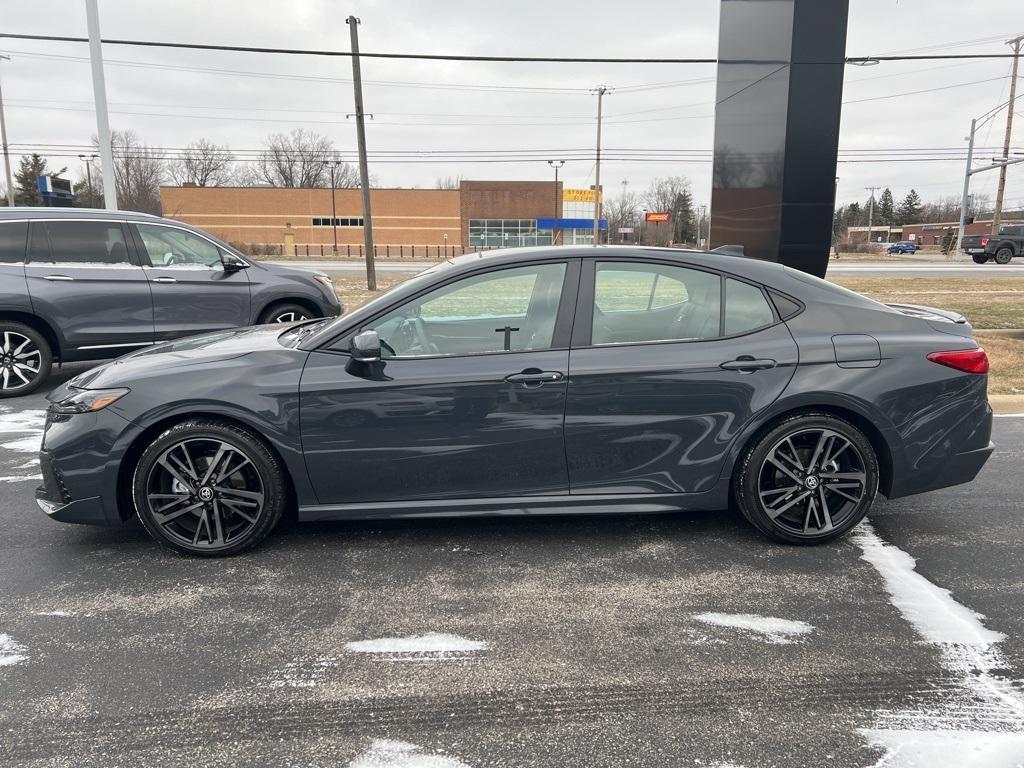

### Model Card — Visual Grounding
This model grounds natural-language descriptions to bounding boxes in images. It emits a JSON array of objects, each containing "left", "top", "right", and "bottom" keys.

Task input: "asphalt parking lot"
[{"left": 1, "top": 367, "right": 1023, "bottom": 767}]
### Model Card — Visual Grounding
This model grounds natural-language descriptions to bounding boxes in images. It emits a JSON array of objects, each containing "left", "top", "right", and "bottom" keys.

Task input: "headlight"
[
  {"left": 313, "top": 274, "right": 333, "bottom": 289},
  {"left": 51, "top": 387, "right": 130, "bottom": 415}
]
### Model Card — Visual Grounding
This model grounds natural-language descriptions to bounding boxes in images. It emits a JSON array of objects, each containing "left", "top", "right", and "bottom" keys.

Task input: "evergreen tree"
[
  {"left": 877, "top": 188, "right": 895, "bottom": 226},
  {"left": 897, "top": 189, "right": 923, "bottom": 224},
  {"left": 846, "top": 201, "right": 862, "bottom": 226},
  {"left": 14, "top": 154, "right": 67, "bottom": 206}
]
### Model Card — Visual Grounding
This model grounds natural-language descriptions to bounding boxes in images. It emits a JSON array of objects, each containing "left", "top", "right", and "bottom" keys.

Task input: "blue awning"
[{"left": 537, "top": 217, "right": 607, "bottom": 231}]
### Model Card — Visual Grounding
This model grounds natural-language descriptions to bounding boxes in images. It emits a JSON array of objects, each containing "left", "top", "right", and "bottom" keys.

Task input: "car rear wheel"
[
  {"left": 0, "top": 322, "right": 52, "bottom": 398},
  {"left": 994, "top": 248, "right": 1014, "bottom": 265},
  {"left": 132, "top": 420, "right": 287, "bottom": 556},
  {"left": 734, "top": 413, "right": 878, "bottom": 544},
  {"left": 972, "top": 254, "right": 989, "bottom": 264},
  {"left": 259, "top": 303, "right": 312, "bottom": 324}
]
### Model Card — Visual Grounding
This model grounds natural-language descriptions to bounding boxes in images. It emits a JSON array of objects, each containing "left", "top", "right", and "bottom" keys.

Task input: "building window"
[
  {"left": 312, "top": 217, "right": 364, "bottom": 227},
  {"left": 468, "top": 219, "right": 553, "bottom": 248}
]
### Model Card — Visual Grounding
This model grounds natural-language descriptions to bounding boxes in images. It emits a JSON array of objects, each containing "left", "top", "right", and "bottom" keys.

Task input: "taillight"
[
  {"left": 980, "top": 236, "right": 990, "bottom": 246},
  {"left": 927, "top": 348, "right": 989, "bottom": 374}
]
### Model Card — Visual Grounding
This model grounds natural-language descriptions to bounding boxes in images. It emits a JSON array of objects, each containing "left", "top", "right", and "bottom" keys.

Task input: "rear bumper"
[{"left": 889, "top": 441, "right": 994, "bottom": 498}]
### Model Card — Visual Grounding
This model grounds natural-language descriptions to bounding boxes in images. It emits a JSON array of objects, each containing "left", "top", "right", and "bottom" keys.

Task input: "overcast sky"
[{"left": 1, "top": 0, "right": 1021, "bottom": 211}]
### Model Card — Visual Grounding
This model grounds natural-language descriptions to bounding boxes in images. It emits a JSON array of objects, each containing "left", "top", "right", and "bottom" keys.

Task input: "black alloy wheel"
[
  {"left": 0, "top": 323, "right": 52, "bottom": 397},
  {"left": 994, "top": 248, "right": 1014, "bottom": 265},
  {"left": 261, "top": 303, "right": 312, "bottom": 324},
  {"left": 735, "top": 414, "right": 878, "bottom": 544},
  {"left": 133, "top": 420, "right": 286, "bottom": 556}
]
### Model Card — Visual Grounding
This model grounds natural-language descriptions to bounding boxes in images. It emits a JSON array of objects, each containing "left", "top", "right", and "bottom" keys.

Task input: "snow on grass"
[
  {"left": 854, "top": 523, "right": 1024, "bottom": 766},
  {"left": 692, "top": 612, "right": 814, "bottom": 644},
  {"left": 347, "top": 739, "right": 471, "bottom": 768},
  {"left": 0, "top": 634, "right": 28, "bottom": 666},
  {"left": 345, "top": 632, "right": 489, "bottom": 662}
]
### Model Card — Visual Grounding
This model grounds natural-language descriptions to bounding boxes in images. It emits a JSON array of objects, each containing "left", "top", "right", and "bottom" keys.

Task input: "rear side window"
[
  {"left": 724, "top": 279, "right": 775, "bottom": 335},
  {"left": 0, "top": 222, "right": 28, "bottom": 263},
  {"left": 32, "top": 221, "right": 131, "bottom": 265}
]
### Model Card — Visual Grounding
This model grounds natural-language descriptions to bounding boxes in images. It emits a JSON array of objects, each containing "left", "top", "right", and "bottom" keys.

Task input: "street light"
[
  {"left": 547, "top": 159, "right": 565, "bottom": 245},
  {"left": 78, "top": 153, "right": 98, "bottom": 207}
]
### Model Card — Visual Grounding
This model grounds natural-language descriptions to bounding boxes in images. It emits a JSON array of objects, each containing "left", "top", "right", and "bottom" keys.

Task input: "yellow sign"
[{"left": 563, "top": 187, "right": 602, "bottom": 203}]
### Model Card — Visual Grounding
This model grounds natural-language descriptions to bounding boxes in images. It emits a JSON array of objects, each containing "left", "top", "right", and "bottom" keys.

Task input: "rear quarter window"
[
  {"left": 724, "top": 278, "right": 775, "bottom": 335},
  {"left": 0, "top": 222, "right": 28, "bottom": 263}
]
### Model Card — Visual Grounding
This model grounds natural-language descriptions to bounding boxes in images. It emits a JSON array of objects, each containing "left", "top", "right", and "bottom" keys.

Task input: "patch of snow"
[
  {"left": 15, "top": 459, "right": 39, "bottom": 469},
  {"left": 692, "top": 612, "right": 814, "bottom": 644},
  {"left": 1, "top": 436, "right": 42, "bottom": 453},
  {"left": 0, "top": 409, "right": 46, "bottom": 433},
  {"left": 863, "top": 729, "right": 1024, "bottom": 768},
  {"left": 0, "top": 634, "right": 28, "bottom": 666},
  {"left": 267, "top": 655, "right": 338, "bottom": 689},
  {"left": 345, "top": 632, "right": 489, "bottom": 662},
  {"left": 347, "top": 739, "right": 471, "bottom": 768},
  {"left": 854, "top": 523, "right": 1024, "bottom": 765},
  {"left": 35, "top": 611, "right": 74, "bottom": 617},
  {"left": 0, "top": 474, "right": 43, "bottom": 483}
]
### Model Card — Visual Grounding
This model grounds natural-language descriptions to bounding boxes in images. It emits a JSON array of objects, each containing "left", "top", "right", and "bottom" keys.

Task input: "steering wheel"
[{"left": 396, "top": 317, "right": 438, "bottom": 355}]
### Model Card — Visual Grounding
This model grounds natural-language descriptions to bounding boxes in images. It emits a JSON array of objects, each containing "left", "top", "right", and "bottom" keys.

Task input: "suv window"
[
  {"left": 367, "top": 263, "right": 567, "bottom": 357},
  {"left": 135, "top": 223, "right": 223, "bottom": 268},
  {"left": 0, "top": 222, "right": 28, "bottom": 264},
  {"left": 724, "top": 278, "right": 776, "bottom": 335},
  {"left": 592, "top": 262, "right": 721, "bottom": 345},
  {"left": 31, "top": 221, "right": 131, "bottom": 265}
]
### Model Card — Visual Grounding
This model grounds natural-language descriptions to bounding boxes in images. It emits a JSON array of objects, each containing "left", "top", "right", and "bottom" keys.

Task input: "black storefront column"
[{"left": 709, "top": 0, "right": 849, "bottom": 277}]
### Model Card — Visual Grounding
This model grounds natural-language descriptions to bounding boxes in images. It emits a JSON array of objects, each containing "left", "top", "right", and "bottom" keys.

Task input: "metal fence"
[{"left": 228, "top": 242, "right": 496, "bottom": 260}]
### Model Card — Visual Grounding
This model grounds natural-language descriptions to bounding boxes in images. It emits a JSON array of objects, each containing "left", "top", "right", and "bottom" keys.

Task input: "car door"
[
  {"left": 564, "top": 258, "right": 798, "bottom": 495},
  {"left": 299, "top": 260, "right": 579, "bottom": 506},
  {"left": 24, "top": 219, "right": 154, "bottom": 357},
  {"left": 130, "top": 222, "right": 251, "bottom": 340}
]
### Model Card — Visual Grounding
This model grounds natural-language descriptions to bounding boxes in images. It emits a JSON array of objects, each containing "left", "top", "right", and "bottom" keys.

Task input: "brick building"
[
  {"left": 159, "top": 180, "right": 577, "bottom": 252},
  {"left": 847, "top": 211, "right": 1024, "bottom": 247}
]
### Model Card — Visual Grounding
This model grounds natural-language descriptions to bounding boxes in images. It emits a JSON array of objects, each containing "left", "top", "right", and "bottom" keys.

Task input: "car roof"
[{"left": 0, "top": 207, "right": 163, "bottom": 222}]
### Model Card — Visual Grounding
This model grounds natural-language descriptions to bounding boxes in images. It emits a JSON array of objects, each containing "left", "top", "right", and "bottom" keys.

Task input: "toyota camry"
[{"left": 36, "top": 246, "right": 993, "bottom": 556}]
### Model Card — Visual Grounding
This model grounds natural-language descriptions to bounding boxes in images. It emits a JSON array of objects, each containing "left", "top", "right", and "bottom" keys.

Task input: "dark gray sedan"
[{"left": 36, "top": 246, "right": 993, "bottom": 556}]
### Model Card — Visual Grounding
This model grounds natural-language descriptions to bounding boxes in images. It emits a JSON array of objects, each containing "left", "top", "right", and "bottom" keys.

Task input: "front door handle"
[
  {"left": 720, "top": 357, "right": 777, "bottom": 372},
  {"left": 505, "top": 370, "right": 564, "bottom": 387},
  {"left": 150, "top": 276, "right": 177, "bottom": 283},
  {"left": 42, "top": 275, "right": 74, "bottom": 282}
]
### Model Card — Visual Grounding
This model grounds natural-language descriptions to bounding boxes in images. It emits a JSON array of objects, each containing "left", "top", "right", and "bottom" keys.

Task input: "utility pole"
[
  {"left": 547, "top": 159, "right": 564, "bottom": 245},
  {"left": 864, "top": 186, "right": 879, "bottom": 246},
  {"left": 592, "top": 86, "right": 610, "bottom": 245},
  {"left": 0, "top": 55, "right": 14, "bottom": 207},
  {"left": 85, "top": 0, "right": 117, "bottom": 210},
  {"left": 346, "top": 16, "right": 376, "bottom": 290},
  {"left": 992, "top": 34, "right": 1023, "bottom": 234},
  {"left": 954, "top": 118, "right": 978, "bottom": 261}
]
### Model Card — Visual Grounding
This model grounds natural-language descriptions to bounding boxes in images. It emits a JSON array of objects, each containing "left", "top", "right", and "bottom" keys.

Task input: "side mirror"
[
  {"left": 350, "top": 330, "right": 382, "bottom": 363},
  {"left": 221, "top": 251, "right": 250, "bottom": 271}
]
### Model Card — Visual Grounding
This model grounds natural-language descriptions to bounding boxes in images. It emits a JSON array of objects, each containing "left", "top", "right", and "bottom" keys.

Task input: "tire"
[
  {"left": 132, "top": 419, "right": 287, "bottom": 557},
  {"left": 0, "top": 322, "right": 52, "bottom": 398},
  {"left": 972, "top": 254, "right": 988, "bottom": 264},
  {"left": 994, "top": 248, "right": 1014, "bottom": 265},
  {"left": 734, "top": 413, "right": 879, "bottom": 545},
  {"left": 258, "top": 302, "right": 314, "bottom": 324}
]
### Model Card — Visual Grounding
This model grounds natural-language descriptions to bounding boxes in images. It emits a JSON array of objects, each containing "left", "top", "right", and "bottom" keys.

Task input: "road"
[
  {"left": 271, "top": 258, "right": 1024, "bottom": 280},
  {"left": 1, "top": 371, "right": 1023, "bottom": 767}
]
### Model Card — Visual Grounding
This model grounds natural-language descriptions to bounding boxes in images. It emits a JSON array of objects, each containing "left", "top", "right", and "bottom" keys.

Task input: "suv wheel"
[
  {"left": 734, "top": 413, "right": 879, "bottom": 545},
  {"left": 994, "top": 247, "right": 1014, "bottom": 265},
  {"left": 132, "top": 420, "right": 287, "bottom": 556},
  {"left": 259, "top": 303, "right": 312, "bottom": 324},
  {"left": 972, "top": 254, "right": 988, "bottom": 264},
  {"left": 0, "top": 322, "right": 52, "bottom": 397}
]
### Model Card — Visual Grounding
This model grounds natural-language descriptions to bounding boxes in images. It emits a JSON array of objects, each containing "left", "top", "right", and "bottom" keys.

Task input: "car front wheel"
[
  {"left": 0, "top": 322, "right": 52, "bottom": 398},
  {"left": 132, "top": 420, "right": 287, "bottom": 556},
  {"left": 734, "top": 413, "right": 879, "bottom": 544},
  {"left": 259, "top": 303, "right": 313, "bottom": 324}
]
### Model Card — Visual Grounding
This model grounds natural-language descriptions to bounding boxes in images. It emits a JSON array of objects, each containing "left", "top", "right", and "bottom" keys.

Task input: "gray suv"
[{"left": 0, "top": 208, "right": 342, "bottom": 396}]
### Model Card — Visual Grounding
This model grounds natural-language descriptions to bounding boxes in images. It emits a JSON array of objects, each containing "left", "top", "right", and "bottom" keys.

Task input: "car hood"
[{"left": 57, "top": 325, "right": 296, "bottom": 394}]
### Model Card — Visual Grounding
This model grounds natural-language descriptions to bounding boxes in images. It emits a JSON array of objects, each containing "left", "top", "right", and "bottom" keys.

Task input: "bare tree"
[
  {"left": 435, "top": 175, "right": 464, "bottom": 190},
  {"left": 643, "top": 176, "right": 697, "bottom": 244},
  {"left": 253, "top": 129, "right": 357, "bottom": 188},
  {"left": 93, "top": 130, "right": 163, "bottom": 214},
  {"left": 604, "top": 190, "right": 641, "bottom": 243},
  {"left": 167, "top": 139, "right": 236, "bottom": 187}
]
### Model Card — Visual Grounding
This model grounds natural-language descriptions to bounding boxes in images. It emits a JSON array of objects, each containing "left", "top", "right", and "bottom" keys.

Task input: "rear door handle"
[
  {"left": 150, "top": 276, "right": 177, "bottom": 283},
  {"left": 505, "top": 370, "right": 564, "bottom": 386},
  {"left": 42, "top": 275, "right": 74, "bottom": 282},
  {"left": 720, "top": 357, "right": 777, "bottom": 372}
]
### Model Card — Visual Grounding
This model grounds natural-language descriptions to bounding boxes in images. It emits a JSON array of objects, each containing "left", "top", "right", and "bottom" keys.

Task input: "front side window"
[
  {"left": 35, "top": 221, "right": 131, "bottom": 265},
  {"left": 135, "top": 224, "right": 223, "bottom": 268},
  {"left": 366, "top": 263, "right": 566, "bottom": 357},
  {"left": 591, "top": 262, "right": 721, "bottom": 345}
]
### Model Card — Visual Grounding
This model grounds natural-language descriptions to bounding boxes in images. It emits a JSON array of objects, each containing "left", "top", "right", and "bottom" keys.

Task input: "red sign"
[{"left": 645, "top": 212, "right": 670, "bottom": 223}]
